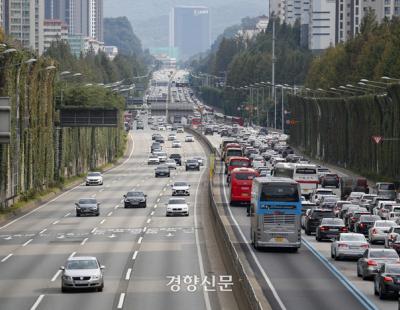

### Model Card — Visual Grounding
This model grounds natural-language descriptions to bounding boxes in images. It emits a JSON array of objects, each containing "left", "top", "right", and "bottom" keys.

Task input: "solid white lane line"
[
  {"left": 194, "top": 168, "right": 212, "bottom": 310},
  {"left": 81, "top": 238, "right": 88, "bottom": 245},
  {"left": 22, "top": 239, "right": 33, "bottom": 247},
  {"left": 150, "top": 211, "right": 155, "bottom": 216},
  {"left": 132, "top": 251, "right": 138, "bottom": 260},
  {"left": 117, "top": 293, "right": 125, "bottom": 309},
  {"left": 51, "top": 270, "right": 62, "bottom": 282},
  {"left": 91, "top": 227, "right": 97, "bottom": 234},
  {"left": 39, "top": 228, "right": 47, "bottom": 234},
  {"left": 107, "top": 211, "right": 113, "bottom": 217},
  {"left": 100, "top": 219, "right": 106, "bottom": 224},
  {"left": 69, "top": 252, "right": 76, "bottom": 259},
  {"left": 146, "top": 218, "right": 151, "bottom": 224},
  {"left": 138, "top": 237, "right": 143, "bottom": 244},
  {"left": 143, "top": 227, "right": 147, "bottom": 232},
  {"left": 1, "top": 254, "right": 13, "bottom": 263},
  {"left": 125, "top": 268, "right": 132, "bottom": 280},
  {"left": 30, "top": 294, "right": 45, "bottom": 310},
  {"left": 64, "top": 212, "right": 71, "bottom": 217},
  {"left": 52, "top": 220, "right": 59, "bottom": 225},
  {"left": 221, "top": 172, "right": 287, "bottom": 310}
]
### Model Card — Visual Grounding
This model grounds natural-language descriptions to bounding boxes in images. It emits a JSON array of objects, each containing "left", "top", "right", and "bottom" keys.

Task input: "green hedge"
[{"left": 288, "top": 85, "right": 400, "bottom": 181}]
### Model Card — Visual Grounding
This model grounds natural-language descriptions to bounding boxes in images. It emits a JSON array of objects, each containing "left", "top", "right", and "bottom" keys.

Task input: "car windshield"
[
  {"left": 79, "top": 199, "right": 96, "bottom": 204},
  {"left": 127, "top": 192, "right": 143, "bottom": 197},
  {"left": 317, "top": 190, "right": 333, "bottom": 195},
  {"left": 88, "top": 172, "right": 101, "bottom": 177},
  {"left": 386, "top": 265, "right": 400, "bottom": 273},
  {"left": 66, "top": 259, "right": 98, "bottom": 270},
  {"left": 340, "top": 234, "right": 366, "bottom": 242},
  {"left": 369, "top": 250, "right": 399, "bottom": 259},
  {"left": 174, "top": 182, "right": 187, "bottom": 187},
  {"left": 376, "top": 221, "right": 396, "bottom": 227},
  {"left": 321, "top": 218, "right": 343, "bottom": 225},
  {"left": 296, "top": 168, "right": 316, "bottom": 174},
  {"left": 187, "top": 160, "right": 197, "bottom": 164},
  {"left": 360, "top": 215, "right": 380, "bottom": 222},
  {"left": 169, "top": 199, "right": 186, "bottom": 204},
  {"left": 312, "top": 211, "right": 334, "bottom": 219}
]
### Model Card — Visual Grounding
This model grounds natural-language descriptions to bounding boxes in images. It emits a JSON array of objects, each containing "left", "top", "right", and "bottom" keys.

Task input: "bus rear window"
[
  {"left": 295, "top": 168, "right": 316, "bottom": 174},
  {"left": 260, "top": 184, "right": 299, "bottom": 202},
  {"left": 227, "top": 150, "right": 242, "bottom": 157},
  {"left": 230, "top": 160, "right": 249, "bottom": 167},
  {"left": 234, "top": 173, "right": 256, "bottom": 180},
  {"left": 274, "top": 168, "right": 294, "bottom": 178}
]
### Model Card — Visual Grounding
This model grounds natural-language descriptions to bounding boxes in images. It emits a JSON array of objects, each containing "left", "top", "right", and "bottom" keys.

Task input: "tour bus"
[
  {"left": 250, "top": 177, "right": 302, "bottom": 251},
  {"left": 272, "top": 162, "right": 295, "bottom": 178},
  {"left": 293, "top": 164, "right": 319, "bottom": 198},
  {"left": 229, "top": 168, "right": 259, "bottom": 205}
]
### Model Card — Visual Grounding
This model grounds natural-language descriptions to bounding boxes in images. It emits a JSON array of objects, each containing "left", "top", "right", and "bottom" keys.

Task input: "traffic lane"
[{"left": 303, "top": 234, "right": 396, "bottom": 309}]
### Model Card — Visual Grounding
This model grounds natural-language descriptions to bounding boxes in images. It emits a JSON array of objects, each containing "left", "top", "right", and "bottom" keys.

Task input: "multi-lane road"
[
  {"left": 0, "top": 124, "right": 239, "bottom": 310},
  {"left": 205, "top": 133, "right": 396, "bottom": 310}
]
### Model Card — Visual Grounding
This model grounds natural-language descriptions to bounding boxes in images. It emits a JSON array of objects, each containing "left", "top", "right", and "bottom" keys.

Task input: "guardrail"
[{"left": 186, "top": 126, "right": 263, "bottom": 310}]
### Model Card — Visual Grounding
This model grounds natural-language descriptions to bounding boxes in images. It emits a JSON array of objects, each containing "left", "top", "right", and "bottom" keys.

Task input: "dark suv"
[
  {"left": 170, "top": 154, "right": 182, "bottom": 166},
  {"left": 354, "top": 214, "right": 380, "bottom": 235},
  {"left": 321, "top": 173, "right": 340, "bottom": 188},
  {"left": 304, "top": 209, "right": 335, "bottom": 235}
]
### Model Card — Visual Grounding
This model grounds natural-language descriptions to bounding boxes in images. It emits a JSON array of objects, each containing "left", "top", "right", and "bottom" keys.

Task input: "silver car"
[
  {"left": 331, "top": 233, "right": 369, "bottom": 260},
  {"left": 75, "top": 198, "right": 100, "bottom": 217},
  {"left": 61, "top": 256, "right": 105, "bottom": 292},
  {"left": 368, "top": 220, "right": 397, "bottom": 244},
  {"left": 357, "top": 248, "right": 399, "bottom": 280},
  {"left": 166, "top": 197, "right": 189, "bottom": 216}
]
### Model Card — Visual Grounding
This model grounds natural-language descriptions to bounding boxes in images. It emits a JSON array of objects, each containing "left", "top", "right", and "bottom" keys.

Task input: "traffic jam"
[{"left": 196, "top": 114, "right": 400, "bottom": 303}]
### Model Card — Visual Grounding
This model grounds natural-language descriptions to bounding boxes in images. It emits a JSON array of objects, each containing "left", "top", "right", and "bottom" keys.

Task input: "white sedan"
[
  {"left": 331, "top": 233, "right": 369, "bottom": 260},
  {"left": 185, "top": 135, "right": 194, "bottom": 142},
  {"left": 165, "top": 159, "right": 177, "bottom": 170},
  {"left": 172, "top": 140, "right": 182, "bottom": 148},
  {"left": 147, "top": 155, "right": 160, "bottom": 165},
  {"left": 166, "top": 197, "right": 189, "bottom": 216}
]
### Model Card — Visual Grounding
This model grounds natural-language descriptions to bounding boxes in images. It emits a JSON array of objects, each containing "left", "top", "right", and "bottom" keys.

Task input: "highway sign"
[{"left": 372, "top": 136, "right": 383, "bottom": 144}]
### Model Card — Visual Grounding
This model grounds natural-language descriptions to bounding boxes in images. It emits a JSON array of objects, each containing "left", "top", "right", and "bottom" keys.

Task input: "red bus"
[
  {"left": 226, "top": 156, "right": 251, "bottom": 177},
  {"left": 229, "top": 168, "right": 259, "bottom": 205}
]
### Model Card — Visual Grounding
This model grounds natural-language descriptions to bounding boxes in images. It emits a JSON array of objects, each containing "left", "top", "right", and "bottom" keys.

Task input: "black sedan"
[
  {"left": 124, "top": 191, "right": 147, "bottom": 208},
  {"left": 155, "top": 165, "right": 170, "bottom": 177},
  {"left": 316, "top": 218, "right": 347, "bottom": 241},
  {"left": 374, "top": 263, "right": 400, "bottom": 299},
  {"left": 354, "top": 215, "right": 381, "bottom": 236}
]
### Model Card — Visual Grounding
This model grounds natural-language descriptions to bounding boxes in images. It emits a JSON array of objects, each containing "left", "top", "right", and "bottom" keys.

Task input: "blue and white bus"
[{"left": 250, "top": 177, "right": 302, "bottom": 251}]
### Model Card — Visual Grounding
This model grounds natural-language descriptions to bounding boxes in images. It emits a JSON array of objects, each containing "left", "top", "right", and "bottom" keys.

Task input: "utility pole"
[{"left": 272, "top": 17, "right": 277, "bottom": 129}]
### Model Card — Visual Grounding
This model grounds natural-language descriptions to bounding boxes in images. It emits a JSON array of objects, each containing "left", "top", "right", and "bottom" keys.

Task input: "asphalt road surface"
[{"left": 0, "top": 124, "right": 238, "bottom": 310}]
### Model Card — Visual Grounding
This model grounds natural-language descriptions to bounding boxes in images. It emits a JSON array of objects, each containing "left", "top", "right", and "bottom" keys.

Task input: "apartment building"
[
  {"left": 308, "top": 0, "right": 336, "bottom": 52},
  {"left": 43, "top": 19, "right": 68, "bottom": 49},
  {"left": 3, "top": 0, "right": 45, "bottom": 54},
  {"left": 270, "top": 0, "right": 286, "bottom": 20}
]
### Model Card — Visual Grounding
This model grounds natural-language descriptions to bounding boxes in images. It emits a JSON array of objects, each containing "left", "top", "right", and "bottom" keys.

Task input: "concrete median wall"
[{"left": 186, "top": 127, "right": 264, "bottom": 310}]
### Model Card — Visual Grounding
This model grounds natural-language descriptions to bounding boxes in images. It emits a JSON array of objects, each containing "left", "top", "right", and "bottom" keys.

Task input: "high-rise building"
[
  {"left": 43, "top": 19, "right": 68, "bottom": 49},
  {"left": 308, "top": 0, "right": 336, "bottom": 52},
  {"left": 3, "top": 0, "right": 45, "bottom": 54},
  {"left": 336, "top": 0, "right": 400, "bottom": 43},
  {"left": 45, "top": 0, "right": 103, "bottom": 42},
  {"left": 270, "top": 0, "right": 286, "bottom": 21},
  {"left": 169, "top": 6, "right": 210, "bottom": 61}
]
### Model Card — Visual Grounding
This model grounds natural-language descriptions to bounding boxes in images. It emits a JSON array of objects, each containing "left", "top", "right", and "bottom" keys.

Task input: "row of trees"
[
  {"left": 191, "top": 19, "right": 313, "bottom": 120},
  {"left": 306, "top": 14, "right": 400, "bottom": 88}
]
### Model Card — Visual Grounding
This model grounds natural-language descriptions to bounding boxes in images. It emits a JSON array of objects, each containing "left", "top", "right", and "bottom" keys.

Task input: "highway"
[
  {"left": 0, "top": 122, "right": 238, "bottom": 310},
  {"left": 204, "top": 133, "right": 396, "bottom": 310}
]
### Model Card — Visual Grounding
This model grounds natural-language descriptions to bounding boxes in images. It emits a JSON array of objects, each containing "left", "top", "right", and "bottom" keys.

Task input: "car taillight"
[
  {"left": 359, "top": 223, "right": 365, "bottom": 228},
  {"left": 320, "top": 226, "right": 328, "bottom": 231},
  {"left": 383, "top": 276, "right": 393, "bottom": 282},
  {"left": 367, "top": 260, "right": 377, "bottom": 266},
  {"left": 340, "top": 227, "right": 348, "bottom": 232},
  {"left": 338, "top": 243, "right": 348, "bottom": 248},
  {"left": 351, "top": 217, "right": 356, "bottom": 222},
  {"left": 361, "top": 244, "right": 369, "bottom": 249},
  {"left": 372, "top": 228, "right": 378, "bottom": 235}
]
